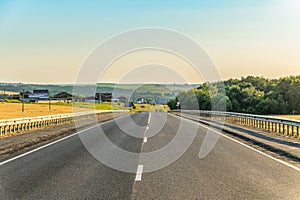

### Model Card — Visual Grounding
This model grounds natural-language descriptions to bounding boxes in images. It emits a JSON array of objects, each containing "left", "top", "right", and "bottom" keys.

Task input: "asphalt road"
[{"left": 0, "top": 112, "right": 299, "bottom": 199}]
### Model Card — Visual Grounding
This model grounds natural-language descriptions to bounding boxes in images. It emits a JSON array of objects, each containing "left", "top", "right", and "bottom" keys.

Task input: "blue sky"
[{"left": 0, "top": 0, "right": 299, "bottom": 83}]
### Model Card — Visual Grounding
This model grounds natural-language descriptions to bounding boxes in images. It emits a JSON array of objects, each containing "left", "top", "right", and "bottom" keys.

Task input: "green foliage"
[
  {"left": 167, "top": 75, "right": 300, "bottom": 115},
  {"left": 167, "top": 98, "right": 177, "bottom": 110},
  {"left": 4, "top": 99, "right": 21, "bottom": 103}
]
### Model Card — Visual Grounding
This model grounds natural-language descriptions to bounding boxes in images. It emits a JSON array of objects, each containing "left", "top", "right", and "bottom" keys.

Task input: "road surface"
[{"left": 0, "top": 112, "right": 299, "bottom": 199}]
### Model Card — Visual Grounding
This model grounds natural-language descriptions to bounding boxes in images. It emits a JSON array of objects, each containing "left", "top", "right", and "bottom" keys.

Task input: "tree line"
[{"left": 167, "top": 76, "right": 300, "bottom": 115}]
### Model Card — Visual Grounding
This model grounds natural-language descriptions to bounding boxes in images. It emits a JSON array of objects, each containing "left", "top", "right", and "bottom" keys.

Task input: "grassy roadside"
[
  {"left": 130, "top": 104, "right": 170, "bottom": 112},
  {"left": 52, "top": 102, "right": 126, "bottom": 110}
]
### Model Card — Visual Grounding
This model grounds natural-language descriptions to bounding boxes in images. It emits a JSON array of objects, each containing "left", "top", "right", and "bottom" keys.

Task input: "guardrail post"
[
  {"left": 292, "top": 125, "right": 295, "bottom": 137},
  {"left": 279, "top": 123, "right": 281, "bottom": 134}
]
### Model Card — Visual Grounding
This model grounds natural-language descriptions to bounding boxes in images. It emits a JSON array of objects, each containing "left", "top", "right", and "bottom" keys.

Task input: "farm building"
[
  {"left": 20, "top": 91, "right": 32, "bottom": 98},
  {"left": 54, "top": 92, "right": 72, "bottom": 100},
  {"left": 95, "top": 93, "right": 112, "bottom": 102},
  {"left": 29, "top": 90, "right": 49, "bottom": 99}
]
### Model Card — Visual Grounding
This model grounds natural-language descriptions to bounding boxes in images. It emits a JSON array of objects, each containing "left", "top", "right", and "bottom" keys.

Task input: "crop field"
[{"left": 0, "top": 102, "right": 125, "bottom": 120}]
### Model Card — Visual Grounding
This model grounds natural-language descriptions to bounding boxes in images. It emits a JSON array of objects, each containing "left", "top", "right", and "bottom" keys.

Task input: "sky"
[{"left": 0, "top": 0, "right": 299, "bottom": 84}]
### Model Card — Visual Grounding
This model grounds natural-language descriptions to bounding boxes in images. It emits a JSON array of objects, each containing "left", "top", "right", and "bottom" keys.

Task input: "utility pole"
[
  {"left": 49, "top": 93, "right": 51, "bottom": 111},
  {"left": 22, "top": 89, "right": 24, "bottom": 117}
]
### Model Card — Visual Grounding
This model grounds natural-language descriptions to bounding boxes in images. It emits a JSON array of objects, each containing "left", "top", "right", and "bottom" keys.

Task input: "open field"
[
  {"left": 273, "top": 115, "right": 300, "bottom": 120},
  {"left": 0, "top": 103, "right": 90, "bottom": 120},
  {"left": 0, "top": 90, "right": 19, "bottom": 95},
  {"left": 0, "top": 102, "right": 125, "bottom": 120},
  {"left": 131, "top": 104, "right": 170, "bottom": 112},
  {"left": 45, "top": 102, "right": 125, "bottom": 110}
]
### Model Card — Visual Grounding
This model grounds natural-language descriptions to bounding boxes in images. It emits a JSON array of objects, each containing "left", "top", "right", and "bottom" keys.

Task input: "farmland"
[
  {"left": 0, "top": 102, "right": 125, "bottom": 120},
  {"left": 273, "top": 115, "right": 300, "bottom": 120}
]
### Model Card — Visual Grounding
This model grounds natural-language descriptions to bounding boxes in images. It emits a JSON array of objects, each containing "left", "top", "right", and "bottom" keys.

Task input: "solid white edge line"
[
  {"left": 216, "top": 129, "right": 300, "bottom": 172},
  {"left": 171, "top": 113, "right": 300, "bottom": 172},
  {"left": 0, "top": 113, "right": 131, "bottom": 166},
  {"left": 135, "top": 165, "right": 144, "bottom": 181}
]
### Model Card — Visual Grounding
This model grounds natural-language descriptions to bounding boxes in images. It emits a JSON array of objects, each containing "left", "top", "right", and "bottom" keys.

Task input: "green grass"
[
  {"left": 4, "top": 99, "right": 21, "bottom": 103},
  {"left": 131, "top": 104, "right": 170, "bottom": 113},
  {"left": 49, "top": 102, "right": 126, "bottom": 110}
]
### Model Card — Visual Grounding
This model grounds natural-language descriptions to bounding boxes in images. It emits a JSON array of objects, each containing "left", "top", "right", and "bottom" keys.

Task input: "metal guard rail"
[
  {"left": 169, "top": 110, "right": 300, "bottom": 138},
  {"left": 0, "top": 110, "right": 129, "bottom": 136}
]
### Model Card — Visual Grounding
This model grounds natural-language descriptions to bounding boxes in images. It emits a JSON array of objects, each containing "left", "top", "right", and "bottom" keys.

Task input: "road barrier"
[
  {"left": 169, "top": 110, "right": 300, "bottom": 139},
  {"left": 0, "top": 110, "right": 129, "bottom": 137}
]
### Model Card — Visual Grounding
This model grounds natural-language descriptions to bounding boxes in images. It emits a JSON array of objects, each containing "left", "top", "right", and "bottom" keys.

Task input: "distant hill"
[
  {"left": 0, "top": 83, "right": 199, "bottom": 103},
  {"left": 0, "top": 90, "right": 19, "bottom": 95}
]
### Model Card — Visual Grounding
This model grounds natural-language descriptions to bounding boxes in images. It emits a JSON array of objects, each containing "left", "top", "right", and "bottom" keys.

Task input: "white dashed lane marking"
[{"left": 135, "top": 165, "right": 144, "bottom": 181}]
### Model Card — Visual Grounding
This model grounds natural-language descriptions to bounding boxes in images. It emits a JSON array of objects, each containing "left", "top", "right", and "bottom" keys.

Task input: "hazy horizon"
[
  {"left": 1, "top": 73, "right": 299, "bottom": 85},
  {"left": 1, "top": 0, "right": 300, "bottom": 84}
]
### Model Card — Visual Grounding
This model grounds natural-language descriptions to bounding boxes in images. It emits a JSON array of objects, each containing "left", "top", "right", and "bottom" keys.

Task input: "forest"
[{"left": 167, "top": 76, "right": 300, "bottom": 115}]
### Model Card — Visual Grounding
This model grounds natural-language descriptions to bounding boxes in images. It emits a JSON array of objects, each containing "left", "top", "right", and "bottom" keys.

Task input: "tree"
[{"left": 167, "top": 75, "right": 300, "bottom": 115}]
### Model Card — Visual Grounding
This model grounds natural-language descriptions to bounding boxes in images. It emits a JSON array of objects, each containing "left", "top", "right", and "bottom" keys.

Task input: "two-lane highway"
[{"left": 0, "top": 112, "right": 299, "bottom": 199}]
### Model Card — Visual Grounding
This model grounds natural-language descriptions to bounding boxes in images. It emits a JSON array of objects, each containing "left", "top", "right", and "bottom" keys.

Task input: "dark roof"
[
  {"left": 54, "top": 92, "right": 72, "bottom": 98},
  {"left": 20, "top": 91, "right": 32, "bottom": 95},
  {"left": 95, "top": 93, "right": 113, "bottom": 101},
  {"left": 33, "top": 89, "right": 49, "bottom": 93}
]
